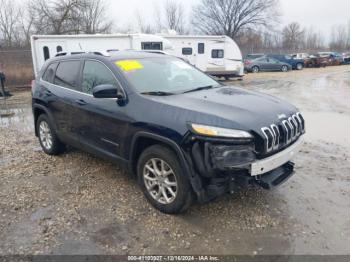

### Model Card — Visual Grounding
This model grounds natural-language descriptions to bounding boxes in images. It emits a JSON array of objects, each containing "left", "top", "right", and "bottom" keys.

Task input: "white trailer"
[
  {"left": 31, "top": 34, "right": 173, "bottom": 76},
  {"left": 161, "top": 35, "right": 244, "bottom": 79}
]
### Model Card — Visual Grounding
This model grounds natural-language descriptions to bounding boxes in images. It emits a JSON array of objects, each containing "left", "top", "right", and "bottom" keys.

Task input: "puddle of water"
[
  {"left": 303, "top": 112, "right": 350, "bottom": 149},
  {"left": 0, "top": 107, "right": 33, "bottom": 132}
]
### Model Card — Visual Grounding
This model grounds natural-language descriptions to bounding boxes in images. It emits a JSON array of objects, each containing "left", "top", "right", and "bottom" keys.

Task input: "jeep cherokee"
[{"left": 32, "top": 52, "right": 305, "bottom": 214}]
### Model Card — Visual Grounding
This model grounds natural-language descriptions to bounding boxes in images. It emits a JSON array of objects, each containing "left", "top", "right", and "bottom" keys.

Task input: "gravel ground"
[{"left": 0, "top": 66, "right": 350, "bottom": 255}]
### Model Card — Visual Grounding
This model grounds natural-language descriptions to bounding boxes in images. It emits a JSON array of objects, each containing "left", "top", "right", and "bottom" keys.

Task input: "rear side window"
[
  {"left": 212, "top": 49, "right": 224, "bottom": 58},
  {"left": 182, "top": 48, "right": 193, "bottom": 55},
  {"left": 54, "top": 61, "right": 81, "bottom": 91},
  {"left": 42, "top": 63, "right": 58, "bottom": 83},
  {"left": 82, "top": 61, "right": 119, "bottom": 95},
  {"left": 198, "top": 43, "right": 205, "bottom": 54}
]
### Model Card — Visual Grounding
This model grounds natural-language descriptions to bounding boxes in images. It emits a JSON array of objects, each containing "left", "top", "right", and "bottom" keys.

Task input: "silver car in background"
[{"left": 244, "top": 56, "right": 292, "bottom": 73}]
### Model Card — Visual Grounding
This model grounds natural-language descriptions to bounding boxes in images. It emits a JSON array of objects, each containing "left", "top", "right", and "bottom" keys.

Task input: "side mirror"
[{"left": 92, "top": 84, "right": 124, "bottom": 99}]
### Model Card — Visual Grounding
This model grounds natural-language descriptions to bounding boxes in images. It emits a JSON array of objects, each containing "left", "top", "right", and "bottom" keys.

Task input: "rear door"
[
  {"left": 75, "top": 60, "right": 128, "bottom": 157},
  {"left": 255, "top": 57, "right": 269, "bottom": 71},
  {"left": 50, "top": 60, "right": 84, "bottom": 144},
  {"left": 268, "top": 58, "right": 282, "bottom": 71}
]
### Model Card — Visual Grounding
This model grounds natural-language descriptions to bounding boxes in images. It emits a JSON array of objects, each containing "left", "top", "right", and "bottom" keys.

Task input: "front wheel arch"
[{"left": 129, "top": 132, "right": 187, "bottom": 176}]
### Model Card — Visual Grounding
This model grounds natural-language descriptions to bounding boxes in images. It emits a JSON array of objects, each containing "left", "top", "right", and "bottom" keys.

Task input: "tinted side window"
[
  {"left": 42, "top": 63, "right": 58, "bottom": 83},
  {"left": 142, "top": 42, "right": 163, "bottom": 50},
  {"left": 82, "top": 61, "right": 118, "bottom": 95},
  {"left": 212, "top": 49, "right": 224, "bottom": 58},
  {"left": 182, "top": 48, "right": 193, "bottom": 55},
  {"left": 198, "top": 43, "right": 205, "bottom": 54},
  {"left": 54, "top": 61, "right": 81, "bottom": 91}
]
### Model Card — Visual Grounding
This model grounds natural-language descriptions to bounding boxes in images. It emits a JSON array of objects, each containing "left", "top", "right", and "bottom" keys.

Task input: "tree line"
[{"left": 0, "top": 0, "right": 350, "bottom": 54}]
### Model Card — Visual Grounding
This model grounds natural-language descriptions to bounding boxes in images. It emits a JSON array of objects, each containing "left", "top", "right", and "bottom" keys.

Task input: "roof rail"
[{"left": 55, "top": 51, "right": 107, "bottom": 57}]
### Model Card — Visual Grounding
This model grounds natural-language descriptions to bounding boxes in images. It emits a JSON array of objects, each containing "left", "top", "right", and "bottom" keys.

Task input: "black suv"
[{"left": 32, "top": 52, "right": 305, "bottom": 214}]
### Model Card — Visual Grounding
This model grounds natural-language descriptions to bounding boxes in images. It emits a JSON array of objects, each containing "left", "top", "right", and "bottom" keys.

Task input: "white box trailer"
[
  {"left": 161, "top": 35, "right": 244, "bottom": 79},
  {"left": 31, "top": 34, "right": 173, "bottom": 76}
]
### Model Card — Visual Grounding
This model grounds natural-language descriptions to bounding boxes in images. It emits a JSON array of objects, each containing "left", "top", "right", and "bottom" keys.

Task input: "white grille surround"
[{"left": 261, "top": 112, "right": 305, "bottom": 154}]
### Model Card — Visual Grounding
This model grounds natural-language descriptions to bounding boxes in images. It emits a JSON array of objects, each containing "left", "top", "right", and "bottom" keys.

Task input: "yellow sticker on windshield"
[{"left": 115, "top": 60, "right": 143, "bottom": 72}]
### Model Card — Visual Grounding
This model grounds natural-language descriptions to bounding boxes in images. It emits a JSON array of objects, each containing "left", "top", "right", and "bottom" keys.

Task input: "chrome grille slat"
[{"left": 261, "top": 112, "right": 304, "bottom": 154}]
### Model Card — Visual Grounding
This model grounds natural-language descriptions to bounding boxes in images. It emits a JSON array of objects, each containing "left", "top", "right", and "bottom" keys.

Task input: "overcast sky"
[{"left": 108, "top": 0, "right": 350, "bottom": 37}]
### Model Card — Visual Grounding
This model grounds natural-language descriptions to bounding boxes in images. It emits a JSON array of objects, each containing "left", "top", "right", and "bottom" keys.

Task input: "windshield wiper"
[
  {"left": 141, "top": 91, "right": 175, "bottom": 96},
  {"left": 183, "top": 85, "right": 217, "bottom": 93}
]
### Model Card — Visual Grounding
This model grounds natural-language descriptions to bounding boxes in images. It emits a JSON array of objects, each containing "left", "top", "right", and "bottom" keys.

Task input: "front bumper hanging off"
[
  {"left": 250, "top": 138, "right": 303, "bottom": 176},
  {"left": 186, "top": 136, "right": 303, "bottom": 202}
]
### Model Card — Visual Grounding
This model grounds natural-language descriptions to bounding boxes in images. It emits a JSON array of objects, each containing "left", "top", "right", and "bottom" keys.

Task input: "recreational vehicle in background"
[
  {"left": 161, "top": 35, "right": 244, "bottom": 79},
  {"left": 31, "top": 34, "right": 173, "bottom": 76}
]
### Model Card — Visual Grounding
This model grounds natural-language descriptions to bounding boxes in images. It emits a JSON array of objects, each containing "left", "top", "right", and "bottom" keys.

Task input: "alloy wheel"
[
  {"left": 39, "top": 121, "right": 53, "bottom": 150},
  {"left": 143, "top": 158, "right": 178, "bottom": 205}
]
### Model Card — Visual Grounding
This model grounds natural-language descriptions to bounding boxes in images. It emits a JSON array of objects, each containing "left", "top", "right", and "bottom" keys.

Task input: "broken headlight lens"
[{"left": 190, "top": 123, "right": 253, "bottom": 139}]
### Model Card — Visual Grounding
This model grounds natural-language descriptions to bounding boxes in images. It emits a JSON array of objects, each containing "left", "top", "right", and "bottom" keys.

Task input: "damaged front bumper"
[{"left": 183, "top": 135, "right": 303, "bottom": 202}]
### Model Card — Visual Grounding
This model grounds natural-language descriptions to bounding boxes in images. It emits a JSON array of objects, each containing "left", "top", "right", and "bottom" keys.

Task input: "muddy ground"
[{"left": 0, "top": 66, "right": 350, "bottom": 255}]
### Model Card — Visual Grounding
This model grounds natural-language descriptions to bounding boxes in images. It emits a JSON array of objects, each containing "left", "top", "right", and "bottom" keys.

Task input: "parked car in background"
[
  {"left": 245, "top": 56, "right": 292, "bottom": 73},
  {"left": 291, "top": 53, "right": 309, "bottom": 60},
  {"left": 267, "top": 54, "right": 304, "bottom": 70},
  {"left": 318, "top": 52, "right": 343, "bottom": 65},
  {"left": 244, "top": 53, "right": 265, "bottom": 61},
  {"left": 343, "top": 53, "right": 350, "bottom": 64},
  {"left": 304, "top": 54, "right": 328, "bottom": 68}
]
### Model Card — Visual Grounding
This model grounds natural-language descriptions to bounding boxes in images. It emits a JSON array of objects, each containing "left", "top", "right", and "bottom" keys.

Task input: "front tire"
[
  {"left": 36, "top": 114, "right": 65, "bottom": 155},
  {"left": 137, "top": 145, "right": 193, "bottom": 214},
  {"left": 252, "top": 66, "right": 259, "bottom": 73},
  {"left": 281, "top": 65, "right": 289, "bottom": 72}
]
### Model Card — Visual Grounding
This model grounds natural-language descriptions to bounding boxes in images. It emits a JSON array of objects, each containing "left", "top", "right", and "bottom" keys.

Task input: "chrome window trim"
[{"left": 40, "top": 58, "right": 127, "bottom": 100}]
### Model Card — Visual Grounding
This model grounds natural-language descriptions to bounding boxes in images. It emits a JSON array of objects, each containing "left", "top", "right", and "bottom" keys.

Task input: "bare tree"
[
  {"left": 28, "top": 0, "right": 83, "bottom": 34},
  {"left": 191, "top": 0, "right": 280, "bottom": 39},
  {"left": 164, "top": 0, "right": 186, "bottom": 34},
  {"left": 329, "top": 24, "right": 347, "bottom": 51},
  {"left": 79, "top": 0, "right": 113, "bottom": 34},
  {"left": 303, "top": 27, "right": 325, "bottom": 52},
  {"left": 0, "top": 0, "right": 21, "bottom": 47},
  {"left": 282, "top": 22, "right": 304, "bottom": 52},
  {"left": 135, "top": 10, "right": 154, "bottom": 34},
  {"left": 28, "top": 0, "right": 112, "bottom": 35},
  {"left": 18, "top": 7, "right": 35, "bottom": 47}
]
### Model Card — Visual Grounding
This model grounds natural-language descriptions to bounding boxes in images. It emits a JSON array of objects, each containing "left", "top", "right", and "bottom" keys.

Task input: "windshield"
[{"left": 114, "top": 57, "right": 220, "bottom": 94}]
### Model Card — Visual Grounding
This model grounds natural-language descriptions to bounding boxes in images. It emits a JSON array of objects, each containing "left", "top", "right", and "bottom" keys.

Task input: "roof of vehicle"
[{"left": 47, "top": 50, "right": 170, "bottom": 63}]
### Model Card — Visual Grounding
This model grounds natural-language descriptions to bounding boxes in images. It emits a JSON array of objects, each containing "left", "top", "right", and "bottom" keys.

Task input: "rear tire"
[
  {"left": 296, "top": 63, "right": 303, "bottom": 70},
  {"left": 252, "top": 66, "right": 259, "bottom": 73},
  {"left": 137, "top": 145, "right": 193, "bottom": 214},
  {"left": 36, "top": 114, "right": 65, "bottom": 155}
]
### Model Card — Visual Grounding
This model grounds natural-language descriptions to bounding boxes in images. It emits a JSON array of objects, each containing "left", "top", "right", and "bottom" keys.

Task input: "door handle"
[
  {"left": 45, "top": 90, "right": 52, "bottom": 96},
  {"left": 75, "top": 99, "right": 87, "bottom": 106}
]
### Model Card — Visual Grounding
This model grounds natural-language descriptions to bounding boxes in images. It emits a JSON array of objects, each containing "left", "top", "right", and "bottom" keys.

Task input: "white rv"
[
  {"left": 31, "top": 34, "right": 173, "bottom": 76},
  {"left": 161, "top": 35, "right": 244, "bottom": 79}
]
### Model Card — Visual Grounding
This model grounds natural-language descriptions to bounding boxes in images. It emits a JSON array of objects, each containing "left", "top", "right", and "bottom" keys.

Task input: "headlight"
[{"left": 190, "top": 123, "right": 253, "bottom": 139}]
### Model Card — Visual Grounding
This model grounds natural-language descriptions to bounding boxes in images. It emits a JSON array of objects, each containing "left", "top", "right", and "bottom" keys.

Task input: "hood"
[{"left": 141, "top": 86, "right": 298, "bottom": 133}]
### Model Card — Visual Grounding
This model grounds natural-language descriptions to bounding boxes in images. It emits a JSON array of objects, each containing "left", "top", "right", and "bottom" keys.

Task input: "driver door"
[{"left": 74, "top": 60, "right": 128, "bottom": 157}]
